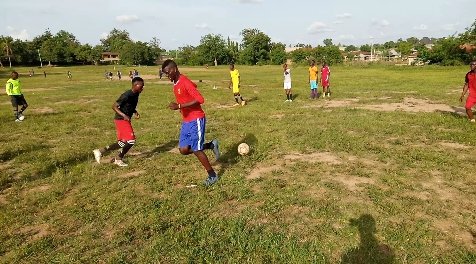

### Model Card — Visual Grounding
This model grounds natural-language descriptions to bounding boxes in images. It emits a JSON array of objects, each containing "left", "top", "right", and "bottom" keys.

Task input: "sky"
[{"left": 1, "top": 0, "right": 474, "bottom": 50}]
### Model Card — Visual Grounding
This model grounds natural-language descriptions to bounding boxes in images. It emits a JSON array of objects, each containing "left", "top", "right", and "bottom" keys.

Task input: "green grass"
[{"left": 1, "top": 64, "right": 476, "bottom": 263}]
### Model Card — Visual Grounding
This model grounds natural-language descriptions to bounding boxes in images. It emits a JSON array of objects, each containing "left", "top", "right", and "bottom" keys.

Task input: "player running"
[
  {"left": 162, "top": 59, "right": 221, "bottom": 186},
  {"left": 460, "top": 60, "right": 476, "bottom": 122},
  {"left": 93, "top": 77, "right": 144, "bottom": 167}
]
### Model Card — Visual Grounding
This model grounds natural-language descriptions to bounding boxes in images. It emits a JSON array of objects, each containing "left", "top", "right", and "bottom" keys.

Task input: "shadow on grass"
[
  {"left": 341, "top": 214, "right": 395, "bottom": 264},
  {"left": 434, "top": 106, "right": 467, "bottom": 119},
  {"left": 217, "top": 133, "right": 258, "bottom": 176},
  {"left": 26, "top": 152, "right": 92, "bottom": 183},
  {"left": 0, "top": 144, "right": 50, "bottom": 162},
  {"left": 245, "top": 96, "right": 258, "bottom": 103},
  {"left": 141, "top": 140, "right": 179, "bottom": 158}
]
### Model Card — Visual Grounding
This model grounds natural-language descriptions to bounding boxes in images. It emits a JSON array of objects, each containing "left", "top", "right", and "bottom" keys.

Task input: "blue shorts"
[
  {"left": 179, "top": 117, "right": 206, "bottom": 152},
  {"left": 310, "top": 80, "right": 318, "bottom": 90}
]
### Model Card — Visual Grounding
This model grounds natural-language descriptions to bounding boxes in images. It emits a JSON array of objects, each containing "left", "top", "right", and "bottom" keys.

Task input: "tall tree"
[
  {"left": 239, "top": 28, "right": 271, "bottom": 65},
  {"left": 323, "top": 38, "right": 334, "bottom": 47},
  {"left": 101, "top": 28, "right": 132, "bottom": 52},
  {"left": 269, "top": 42, "right": 286, "bottom": 65},
  {"left": 196, "top": 34, "right": 229, "bottom": 65}
]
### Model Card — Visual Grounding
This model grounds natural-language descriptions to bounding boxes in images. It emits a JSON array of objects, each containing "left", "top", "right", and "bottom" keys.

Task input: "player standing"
[
  {"left": 161, "top": 59, "right": 221, "bottom": 186},
  {"left": 283, "top": 64, "right": 293, "bottom": 102},
  {"left": 229, "top": 64, "right": 246, "bottom": 106},
  {"left": 93, "top": 77, "right": 144, "bottom": 166},
  {"left": 309, "top": 60, "right": 319, "bottom": 99},
  {"left": 460, "top": 61, "right": 476, "bottom": 122},
  {"left": 5, "top": 71, "right": 28, "bottom": 122},
  {"left": 321, "top": 62, "right": 331, "bottom": 98}
]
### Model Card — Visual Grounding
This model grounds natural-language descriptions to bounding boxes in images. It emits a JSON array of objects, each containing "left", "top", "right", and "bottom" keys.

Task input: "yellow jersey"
[
  {"left": 230, "top": 69, "right": 240, "bottom": 85},
  {"left": 309, "top": 66, "right": 318, "bottom": 81}
]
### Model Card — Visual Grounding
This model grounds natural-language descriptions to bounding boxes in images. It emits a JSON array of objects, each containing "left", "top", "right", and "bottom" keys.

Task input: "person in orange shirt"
[{"left": 309, "top": 60, "right": 319, "bottom": 99}]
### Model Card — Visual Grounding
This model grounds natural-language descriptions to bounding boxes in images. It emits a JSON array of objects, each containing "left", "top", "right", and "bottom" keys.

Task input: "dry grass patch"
[
  {"left": 118, "top": 170, "right": 146, "bottom": 179},
  {"left": 359, "top": 97, "right": 454, "bottom": 113}
]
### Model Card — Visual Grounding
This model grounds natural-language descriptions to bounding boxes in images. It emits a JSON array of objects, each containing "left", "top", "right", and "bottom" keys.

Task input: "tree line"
[{"left": 1, "top": 20, "right": 474, "bottom": 67}]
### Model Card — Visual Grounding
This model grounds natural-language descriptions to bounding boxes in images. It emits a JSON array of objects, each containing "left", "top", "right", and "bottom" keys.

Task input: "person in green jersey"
[{"left": 5, "top": 71, "right": 28, "bottom": 122}]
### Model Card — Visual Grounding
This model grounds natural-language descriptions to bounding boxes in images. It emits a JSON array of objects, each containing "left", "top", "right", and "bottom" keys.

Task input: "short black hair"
[
  {"left": 162, "top": 59, "right": 177, "bottom": 71},
  {"left": 131, "top": 76, "right": 144, "bottom": 84}
]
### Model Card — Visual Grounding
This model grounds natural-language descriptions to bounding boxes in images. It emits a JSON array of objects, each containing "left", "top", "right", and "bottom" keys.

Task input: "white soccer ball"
[
  {"left": 238, "top": 143, "right": 250, "bottom": 156},
  {"left": 18, "top": 115, "right": 25, "bottom": 121}
]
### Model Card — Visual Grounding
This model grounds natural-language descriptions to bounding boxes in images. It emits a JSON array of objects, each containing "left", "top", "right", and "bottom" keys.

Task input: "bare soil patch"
[
  {"left": 55, "top": 99, "right": 103, "bottom": 105},
  {"left": 30, "top": 107, "right": 56, "bottom": 114},
  {"left": 18, "top": 223, "right": 49, "bottom": 241},
  {"left": 23, "top": 184, "right": 51, "bottom": 195},
  {"left": 421, "top": 176, "right": 459, "bottom": 201},
  {"left": 359, "top": 97, "right": 454, "bottom": 113},
  {"left": 270, "top": 113, "right": 285, "bottom": 119},
  {"left": 247, "top": 163, "right": 283, "bottom": 180},
  {"left": 439, "top": 141, "right": 470, "bottom": 150},
  {"left": 118, "top": 170, "right": 146, "bottom": 179},
  {"left": 0, "top": 194, "right": 7, "bottom": 205},
  {"left": 331, "top": 175, "right": 375, "bottom": 192},
  {"left": 284, "top": 152, "right": 342, "bottom": 165},
  {"left": 433, "top": 219, "right": 475, "bottom": 249}
]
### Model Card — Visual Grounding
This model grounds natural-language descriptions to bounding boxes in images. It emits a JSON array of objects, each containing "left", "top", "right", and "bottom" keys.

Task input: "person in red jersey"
[
  {"left": 92, "top": 77, "right": 144, "bottom": 167},
  {"left": 460, "top": 61, "right": 476, "bottom": 122},
  {"left": 161, "top": 59, "right": 221, "bottom": 186},
  {"left": 321, "top": 62, "right": 331, "bottom": 98}
]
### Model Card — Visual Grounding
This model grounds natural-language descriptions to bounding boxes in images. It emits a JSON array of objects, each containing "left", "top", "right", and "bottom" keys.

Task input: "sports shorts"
[
  {"left": 10, "top": 95, "right": 27, "bottom": 107},
  {"left": 114, "top": 119, "right": 136, "bottom": 141},
  {"left": 465, "top": 96, "right": 476, "bottom": 109},
  {"left": 310, "top": 80, "right": 318, "bottom": 90},
  {"left": 179, "top": 117, "right": 206, "bottom": 152}
]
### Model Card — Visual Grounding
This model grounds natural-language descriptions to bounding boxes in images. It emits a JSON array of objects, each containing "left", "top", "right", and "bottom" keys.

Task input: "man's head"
[
  {"left": 229, "top": 64, "right": 235, "bottom": 71},
  {"left": 323, "top": 62, "right": 328, "bottom": 67},
  {"left": 11, "top": 71, "right": 19, "bottom": 80},
  {"left": 131, "top": 77, "right": 144, "bottom": 93},
  {"left": 471, "top": 61, "right": 476, "bottom": 71},
  {"left": 162, "top": 59, "right": 179, "bottom": 82},
  {"left": 283, "top": 63, "right": 288, "bottom": 70},
  {"left": 310, "top": 60, "right": 315, "bottom": 66}
]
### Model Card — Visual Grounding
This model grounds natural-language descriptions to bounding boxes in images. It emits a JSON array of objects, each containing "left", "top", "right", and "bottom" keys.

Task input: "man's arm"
[
  {"left": 112, "top": 102, "right": 130, "bottom": 121},
  {"left": 460, "top": 83, "right": 469, "bottom": 102}
]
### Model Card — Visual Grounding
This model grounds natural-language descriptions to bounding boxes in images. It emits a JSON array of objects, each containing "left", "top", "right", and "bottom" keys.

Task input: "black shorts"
[{"left": 10, "top": 95, "right": 27, "bottom": 107}]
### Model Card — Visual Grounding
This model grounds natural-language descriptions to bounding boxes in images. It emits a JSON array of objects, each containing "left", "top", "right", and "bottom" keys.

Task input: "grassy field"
[{"left": 0, "top": 64, "right": 475, "bottom": 263}]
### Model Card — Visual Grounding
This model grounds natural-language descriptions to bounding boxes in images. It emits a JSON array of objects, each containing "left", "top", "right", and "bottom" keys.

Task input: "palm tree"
[{"left": 2, "top": 40, "right": 13, "bottom": 68}]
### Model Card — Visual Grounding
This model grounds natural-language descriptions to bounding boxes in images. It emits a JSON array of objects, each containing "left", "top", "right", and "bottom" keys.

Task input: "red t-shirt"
[
  {"left": 466, "top": 71, "right": 476, "bottom": 97},
  {"left": 174, "top": 75, "right": 205, "bottom": 122},
  {"left": 321, "top": 66, "right": 330, "bottom": 82}
]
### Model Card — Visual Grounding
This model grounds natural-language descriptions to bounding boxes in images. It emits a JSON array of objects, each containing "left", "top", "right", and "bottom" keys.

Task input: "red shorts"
[
  {"left": 322, "top": 81, "right": 329, "bottom": 87},
  {"left": 465, "top": 96, "right": 476, "bottom": 109},
  {"left": 114, "top": 120, "right": 135, "bottom": 141}
]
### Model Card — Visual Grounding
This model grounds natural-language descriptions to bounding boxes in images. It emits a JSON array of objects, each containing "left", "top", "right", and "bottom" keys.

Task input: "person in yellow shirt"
[
  {"left": 5, "top": 71, "right": 28, "bottom": 122},
  {"left": 229, "top": 64, "right": 246, "bottom": 106},
  {"left": 309, "top": 60, "right": 319, "bottom": 99}
]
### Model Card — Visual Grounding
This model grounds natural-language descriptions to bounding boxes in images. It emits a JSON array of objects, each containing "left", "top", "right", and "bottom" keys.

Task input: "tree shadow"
[
  {"left": 292, "top": 93, "right": 299, "bottom": 100},
  {"left": 217, "top": 133, "right": 258, "bottom": 176},
  {"left": 0, "top": 144, "right": 50, "bottom": 162},
  {"left": 341, "top": 214, "right": 395, "bottom": 264}
]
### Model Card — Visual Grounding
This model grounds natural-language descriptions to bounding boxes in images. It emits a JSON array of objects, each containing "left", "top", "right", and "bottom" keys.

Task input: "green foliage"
[
  {"left": 360, "top": 44, "right": 371, "bottom": 52},
  {"left": 311, "top": 46, "right": 344, "bottom": 65},
  {"left": 345, "top": 45, "right": 358, "bottom": 52},
  {"left": 100, "top": 28, "right": 132, "bottom": 53},
  {"left": 196, "top": 34, "right": 230, "bottom": 65},
  {"left": 176, "top": 45, "right": 200, "bottom": 66},
  {"left": 323, "top": 38, "right": 334, "bottom": 47},
  {"left": 239, "top": 28, "right": 271, "bottom": 65},
  {"left": 397, "top": 41, "right": 413, "bottom": 58},
  {"left": 269, "top": 42, "right": 286, "bottom": 65},
  {"left": 289, "top": 48, "right": 312, "bottom": 64}
]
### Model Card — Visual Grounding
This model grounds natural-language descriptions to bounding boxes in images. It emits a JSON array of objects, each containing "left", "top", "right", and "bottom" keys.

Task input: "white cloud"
[
  {"left": 100, "top": 32, "right": 109, "bottom": 39},
  {"left": 116, "top": 15, "right": 140, "bottom": 23},
  {"left": 236, "top": 0, "right": 263, "bottom": 3},
  {"left": 338, "top": 34, "right": 355, "bottom": 40},
  {"left": 336, "top": 13, "right": 352, "bottom": 19},
  {"left": 194, "top": 23, "right": 210, "bottom": 30},
  {"left": 6, "top": 26, "right": 30, "bottom": 40},
  {"left": 307, "top": 22, "right": 333, "bottom": 34},
  {"left": 371, "top": 19, "right": 390, "bottom": 28},
  {"left": 333, "top": 20, "right": 343, "bottom": 24},
  {"left": 413, "top": 24, "right": 428, "bottom": 31},
  {"left": 442, "top": 23, "right": 459, "bottom": 31}
]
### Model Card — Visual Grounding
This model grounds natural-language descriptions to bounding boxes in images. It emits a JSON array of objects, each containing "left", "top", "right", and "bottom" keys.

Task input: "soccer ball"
[
  {"left": 18, "top": 114, "right": 25, "bottom": 121},
  {"left": 237, "top": 143, "right": 250, "bottom": 156}
]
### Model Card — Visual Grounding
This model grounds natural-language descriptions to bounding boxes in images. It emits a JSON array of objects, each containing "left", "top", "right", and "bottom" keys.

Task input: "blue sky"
[{"left": 1, "top": 0, "right": 474, "bottom": 50}]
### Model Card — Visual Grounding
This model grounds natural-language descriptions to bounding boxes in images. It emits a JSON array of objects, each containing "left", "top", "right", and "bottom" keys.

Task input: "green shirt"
[{"left": 5, "top": 78, "right": 22, "bottom": 95}]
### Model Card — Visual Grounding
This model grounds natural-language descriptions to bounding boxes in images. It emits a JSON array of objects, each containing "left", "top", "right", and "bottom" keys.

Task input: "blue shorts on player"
[
  {"left": 310, "top": 80, "right": 318, "bottom": 90},
  {"left": 179, "top": 117, "right": 206, "bottom": 152}
]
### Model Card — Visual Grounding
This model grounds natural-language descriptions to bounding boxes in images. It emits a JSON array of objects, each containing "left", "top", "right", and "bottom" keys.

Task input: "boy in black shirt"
[{"left": 93, "top": 77, "right": 144, "bottom": 167}]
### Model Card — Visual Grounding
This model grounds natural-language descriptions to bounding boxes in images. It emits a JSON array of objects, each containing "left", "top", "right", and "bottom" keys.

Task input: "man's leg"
[
  {"left": 194, "top": 150, "right": 218, "bottom": 186},
  {"left": 466, "top": 108, "right": 474, "bottom": 121}
]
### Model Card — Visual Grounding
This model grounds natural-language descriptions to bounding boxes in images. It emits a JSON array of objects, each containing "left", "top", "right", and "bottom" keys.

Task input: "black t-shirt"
[{"left": 114, "top": 89, "right": 139, "bottom": 120}]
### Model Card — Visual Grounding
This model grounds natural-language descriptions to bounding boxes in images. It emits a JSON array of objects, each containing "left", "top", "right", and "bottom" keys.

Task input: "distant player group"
[{"left": 5, "top": 60, "right": 476, "bottom": 186}]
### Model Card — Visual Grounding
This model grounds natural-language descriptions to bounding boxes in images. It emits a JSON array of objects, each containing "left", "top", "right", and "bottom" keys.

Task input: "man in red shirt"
[
  {"left": 460, "top": 61, "right": 476, "bottom": 122},
  {"left": 321, "top": 62, "right": 331, "bottom": 98},
  {"left": 161, "top": 59, "right": 220, "bottom": 186}
]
